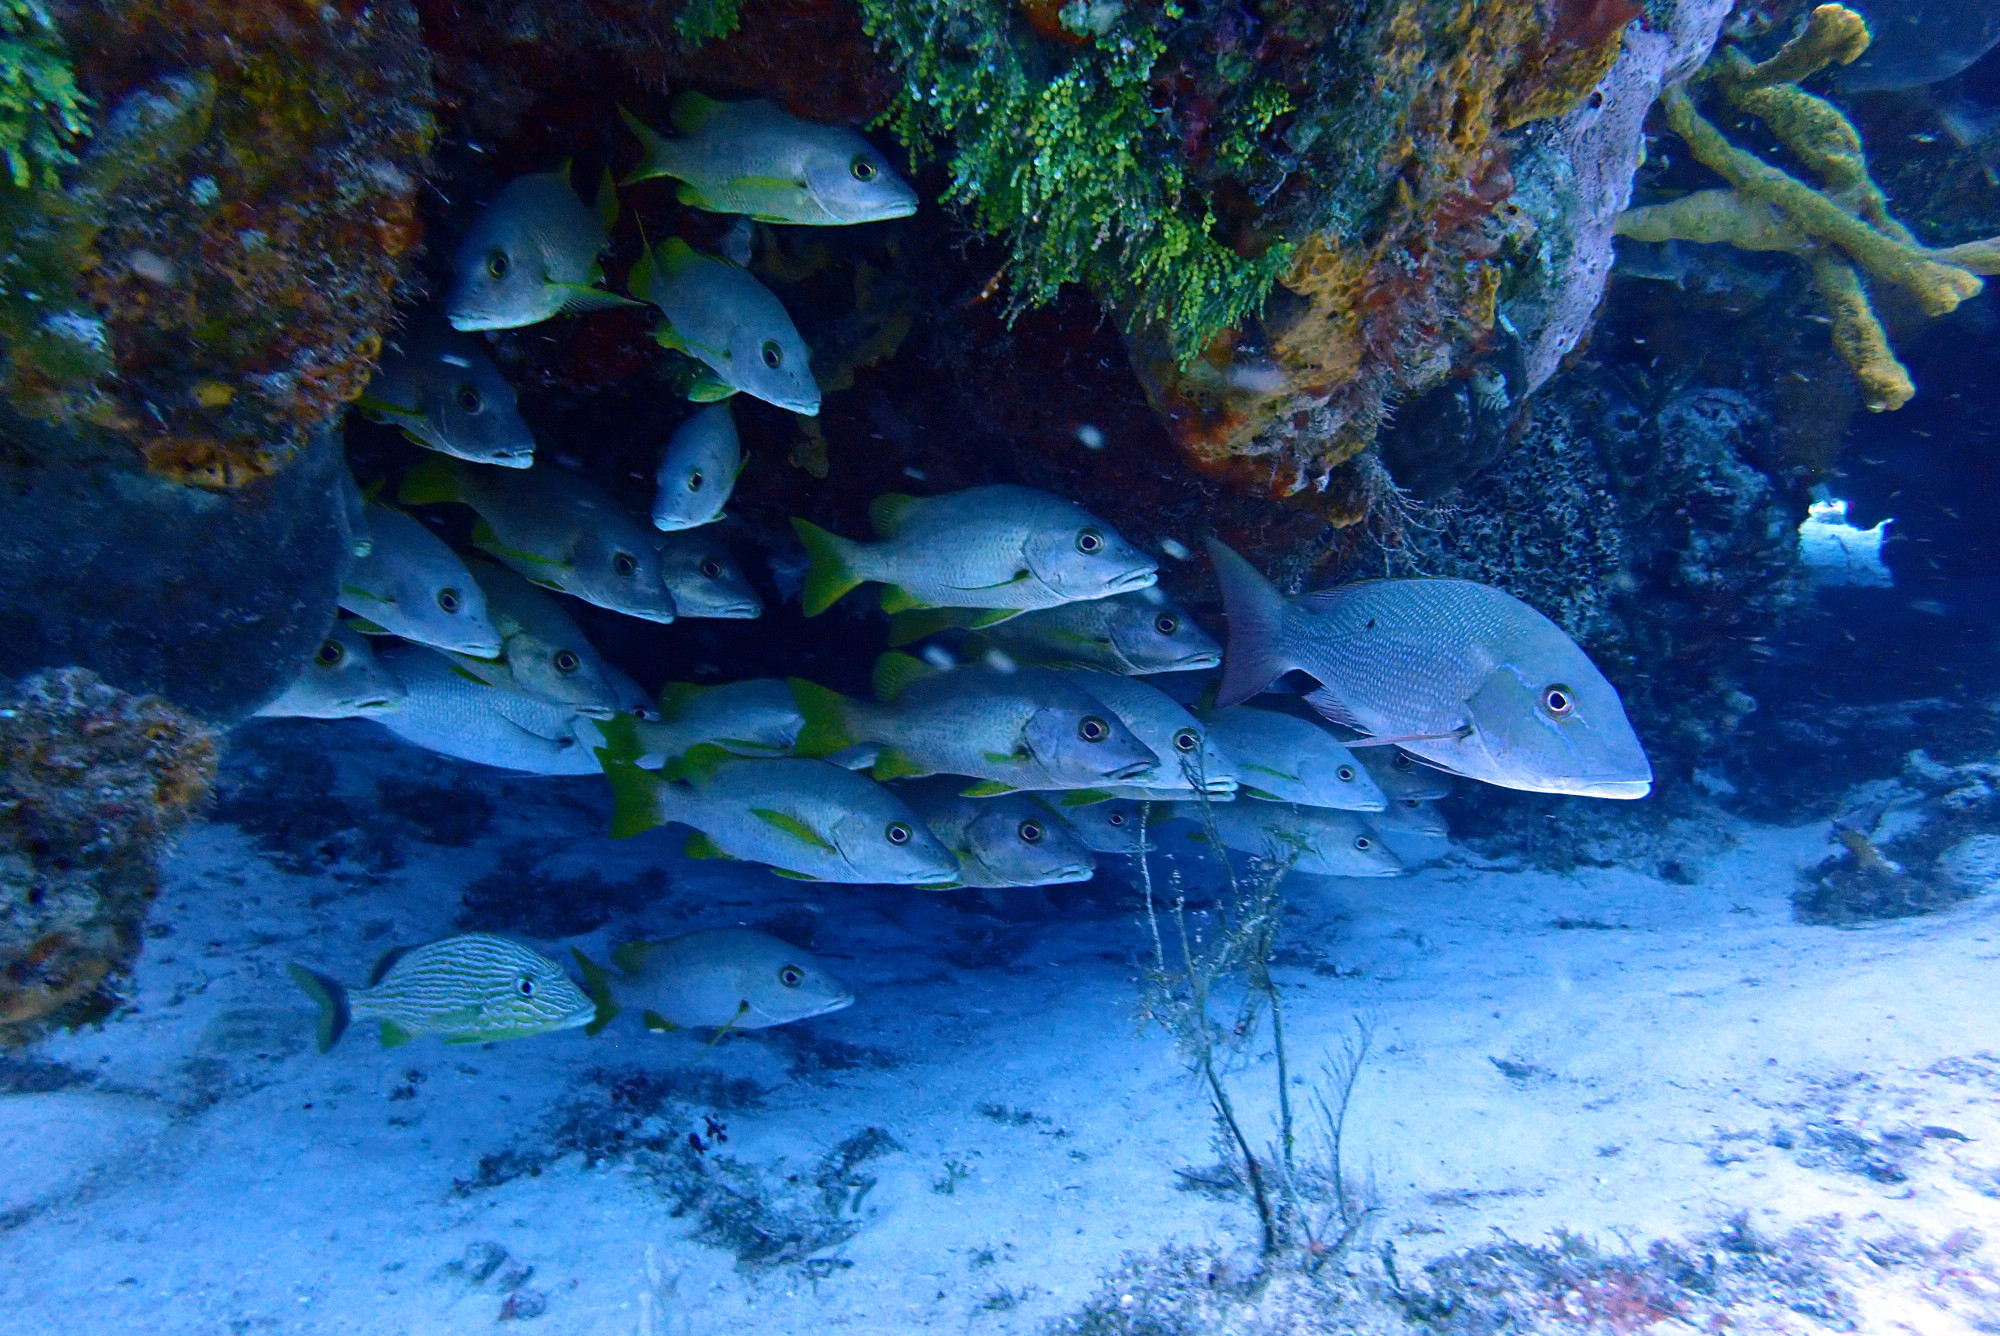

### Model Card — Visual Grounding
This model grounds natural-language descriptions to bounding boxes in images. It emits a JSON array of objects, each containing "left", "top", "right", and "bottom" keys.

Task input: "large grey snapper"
[
  {"left": 254, "top": 621, "right": 406, "bottom": 719},
  {"left": 356, "top": 315, "right": 535, "bottom": 468},
  {"left": 1173, "top": 801, "right": 1404, "bottom": 879},
  {"left": 657, "top": 528, "right": 762, "bottom": 619},
  {"left": 287, "top": 933, "right": 594, "bottom": 1052},
  {"left": 897, "top": 780, "right": 1096, "bottom": 888},
  {"left": 622, "top": 678, "right": 803, "bottom": 767},
  {"left": 445, "top": 168, "right": 639, "bottom": 331},
  {"left": 1201, "top": 705, "right": 1387, "bottom": 811},
  {"left": 942, "top": 590, "right": 1222, "bottom": 673},
  {"left": 1048, "top": 669, "right": 1236, "bottom": 795},
  {"left": 400, "top": 456, "right": 678, "bottom": 623},
  {"left": 373, "top": 642, "right": 601, "bottom": 775},
  {"left": 595, "top": 729, "right": 959, "bottom": 885},
  {"left": 444, "top": 561, "right": 642, "bottom": 718},
  {"left": 627, "top": 237, "right": 820, "bottom": 415},
  {"left": 1208, "top": 540, "right": 1652, "bottom": 799},
  {"left": 338, "top": 503, "right": 502, "bottom": 656},
  {"left": 574, "top": 928, "right": 854, "bottom": 1035},
  {"left": 653, "top": 402, "right": 744, "bottom": 531},
  {"left": 789, "top": 653, "right": 1157, "bottom": 793},
  {"left": 620, "top": 96, "right": 918, "bottom": 225},
  {"left": 1365, "top": 798, "right": 1452, "bottom": 866},
  {"left": 793, "top": 485, "right": 1157, "bottom": 618},
  {"left": 1036, "top": 794, "right": 1153, "bottom": 855}
]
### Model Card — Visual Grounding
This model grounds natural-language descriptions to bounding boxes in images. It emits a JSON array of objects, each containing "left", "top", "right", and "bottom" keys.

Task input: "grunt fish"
[
  {"left": 1365, "top": 798, "right": 1452, "bottom": 866},
  {"left": 627, "top": 237, "right": 820, "bottom": 415},
  {"left": 1208, "top": 540, "right": 1653, "bottom": 799},
  {"left": 287, "top": 933, "right": 594, "bottom": 1052},
  {"left": 1047, "top": 669, "right": 1236, "bottom": 795},
  {"left": 372, "top": 642, "right": 602, "bottom": 775},
  {"left": 943, "top": 589, "right": 1223, "bottom": 674},
  {"left": 1035, "top": 794, "right": 1153, "bottom": 855},
  {"left": 253, "top": 620, "right": 406, "bottom": 719},
  {"left": 573, "top": 927, "right": 853, "bottom": 1034},
  {"left": 620, "top": 678, "right": 803, "bottom": 768},
  {"left": 445, "top": 168, "right": 639, "bottom": 331},
  {"left": 338, "top": 503, "right": 502, "bottom": 656},
  {"left": 443, "top": 561, "right": 645, "bottom": 718},
  {"left": 897, "top": 779, "right": 1097, "bottom": 888},
  {"left": 1172, "top": 801, "right": 1405, "bottom": 879},
  {"left": 1201, "top": 705, "right": 1387, "bottom": 811},
  {"left": 355, "top": 315, "right": 536, "bottom": 468},
  {"left": 653, "top": 402, "right": 744, "bottom": 531},
  {"left": 657, "top": 527, "right": 762, "bottom": 619}
]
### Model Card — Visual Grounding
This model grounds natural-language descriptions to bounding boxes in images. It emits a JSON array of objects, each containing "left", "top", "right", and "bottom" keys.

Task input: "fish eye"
[
  {"left": 1336, "top": 765, "right": 1355, "bottom": 782},
  {"left": 1173, "top": 728, "right": 1199, "bottom": 753},
  {"left": 1019, "top": 819, "right": 1044, "bottom": 843},
  {"left": 314, "top": 638, "right": 345, "bottom": 668},
  {"left": 553, "top": 650, "right": 581, "bottom": 674},
  {"left": 456, "top": 384, "right": 483, "bottom": 414},
  {"left": 613, "top": 552, "right": 638, "bottom": 577},
  {"left": 486, "top": 248, "right": 509, "bottom": 279},
  {"left": 437, "top": 587, "right": 462, "bottom": 614},
  {"left": 1353, "top": 835, "right": 1373, "bottom": 851},
  {"left": 1107, "top": 811, "right": 1127, "bottom": 826},
  {"left": 849, "top": 154, "right": 877, "bottom": 181},
  {"left": 886, "top": 822, "right": 912, "bottom": 845},
  {"left": 1078, "top": 715, "right": 1109, "bottom": 742},
  {"left": 779, "top": 965, "right": 804, "bottom": 988},
  {"left": 518, "top": 975, "right": 535, "bottom": 996},
  {"left": 1393, "top": 753, "right": 1414, "bottom": 771},
  {"left": 1402, "top": 799, "right": 1421, "bottom": 809},
  {"left": 687, "top": 469, "right": 704, "bottom": 492},
  {"left": 761, "top": 340, "right": 782, "bottom": 368},
  {"left": 1543, "top": 684, "right": 1575, "bottom": 717},
  {"left": 1154, "top": 613, "right": 1178, "bottom": 635},
  {"left": 699, "top": 558, "right": 722, "bottom": 578},
  {"left": 1075, "top": 528, "right": 1104, "bottom": 554}
]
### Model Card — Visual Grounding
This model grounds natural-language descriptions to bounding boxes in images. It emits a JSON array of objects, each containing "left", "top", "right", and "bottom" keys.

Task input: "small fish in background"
[
  {"left": 653, "top": 402, "right": 744, "bottom": 531},
  {"left": 372, "top": 642, "right": 603, "bottom": 775},
  {"left": 253, "top": 621, "right": 406, "bottom": 719},
  {"left": 627, "top": 238, "right": 820, "bottom": 415},
  {"left": 619, "top": 95, "right": 918, "bottom": 225},
  {"left": 1364, "top": 798, "right": 1453, "bottom": 866},
  {"left": 794, "top": 485, "right": 1157, "bottom": 619},
  {"left": 1170, "top": 801, "right": 1405, "bottom": 879},
  {"left": 896, "top": 779, "right": 1097, "bottom": 888},
  {"left": 1344, "top": 735, "right": 1456, "bottom": 802},
  {"left": 656, "top": 528, "right": 763, "bottom": 619},
  {"left": 400, "top": 456, "right": 678, "bottom": 623},
  {"left": 445, "top": 167, "right": 639, "bottom": 331},
  {"left": 1046, "top": 669, "right": 1237, "bottom": 796},
  {"left": 573, "top": 928, "right": 854, "bottom": 1035},
  {"left": 1798, "top": 494, "right": 1894, "bottom": 588},
  {"left": 287, "top": 933, "right": 595, "bottom": 1052},
  {"left": 933, "top": 589, "right": 1222, "bottom": 674},
  {"left": 790, "top": 652, "right": 1159, "bottom": 793},
  {"left": 443, "top": 561, "right": 640, "bottom": 718},
  {"left": 615, "top": 678, "right": 803, "bottom": 768},
  {"left": 1201, "top": 705, "right": 1387, "bottom": 811},
  {"left": 354, "top": 315, "right": 536, "bottom": 468},
  {"left": 1037, "top": 794, "right": 1153, "bottom": 855},
  {"left": 1208, "top": 539, "right": 1653, "bottom": 800},
  {"left": 338, "top": 503, "right": 503, "bottom": 656},
  {"left": 594, "top": 727, "right": 959, "bottom": 885}
]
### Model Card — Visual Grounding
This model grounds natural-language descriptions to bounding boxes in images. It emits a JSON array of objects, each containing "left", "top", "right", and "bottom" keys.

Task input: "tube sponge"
[{"left": 1805, "top": 251, "right": 1915, "bottom": 413}]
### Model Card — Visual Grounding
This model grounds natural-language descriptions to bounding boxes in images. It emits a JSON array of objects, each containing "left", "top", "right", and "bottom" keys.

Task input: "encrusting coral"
[{"left": 1616, "top": 4, "right": 2000, "bottom": 412}]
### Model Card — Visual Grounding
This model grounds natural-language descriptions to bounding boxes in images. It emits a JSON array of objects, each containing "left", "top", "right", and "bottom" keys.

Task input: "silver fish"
[
  {"left": 444, "top": 561, "right": 641, "bottom": 718},
  {"left": 253, "top": 621, "right": 406, "bottom": 719},
  {"left": 897, "top": 779, "right": 1096, "bottom": 888},
  {"left": 287, "top": 933, "right": 594, "bottom": 1052},
  {"left": 790, "top": 652, "right": 1158, "bottom": 793},
  {"left": 445, "top": 168, "right": 638, "bottom": 331},
  {"left": 622, "top": 678, "right": 803, "bottom": 768},
  {"left": 628, "top": 237, "right": 820, "bottom": 415},
  {"left": 949, "top": 589, "right": 1223, "bottom": 674},
  {"left": 653, "top": 402, "right": 744, "bottom": 531},
  {"left": 1335, "top": 728, "right": 1456, "bottom": 801},
  {"left": 1172, "top": 801, "right": 1404, "bottom": 879},
  {"left": 338, "top": 503, "right": 502, "bottom": 656},
  {"left": 657, "top": 527, "right": 762, "bottom": 619},
  {"left": 399, "top": 456, "right": 678, "bottom": 623},
  {"left": 574, "top": 928, "right": 853, "bottom": 1033},
  {"left": 1201, "top": 706, "right": 1386, "bottom": 811},
  {"left": 1047, "top": 669, "right": 1236, "bottom": 795},
  {"left": 356, "top": 315, "right": 535, "bottom": 467},
  {"left": 373, "top": 642, "right": 601, "bottom": 775},
  {"left": 794, "top": 485, "right": 1157, "bottom": 618},
  {"left": 1365, "top": 798, "right": 1452, "bottom": 866},
  {"left": 620, "top": 95, "right": 918, "bottom": 225},
  {"left": 1035, "top": 794, "right": 1153, "bottom": 855},
  {"left": 1209, "top": 540, "right": 1652, "bottom": 800}
]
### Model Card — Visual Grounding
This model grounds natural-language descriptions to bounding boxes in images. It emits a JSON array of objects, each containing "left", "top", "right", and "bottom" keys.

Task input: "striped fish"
[{"left": 287, "top": 933, "right": 595, "bottom": 1052}]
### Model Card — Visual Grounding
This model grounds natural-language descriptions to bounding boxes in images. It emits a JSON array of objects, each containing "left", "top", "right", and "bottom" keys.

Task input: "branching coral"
[
  {"left": 1615, "top": 5, "right": 2000, "bottom": 412},
  {"left": 0, "top": 0, "right": 88, "bottom": 189}
]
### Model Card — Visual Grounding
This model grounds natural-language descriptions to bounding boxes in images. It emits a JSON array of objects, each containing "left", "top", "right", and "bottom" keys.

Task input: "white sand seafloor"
[{"left": 3, "top": 721, "right": 1999, "bottom": 1334}]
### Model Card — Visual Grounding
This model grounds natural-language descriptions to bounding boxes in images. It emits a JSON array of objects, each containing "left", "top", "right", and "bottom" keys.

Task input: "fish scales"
[
  {"left": 355, "top": 934, "right": 537, "bottom": 1026},
  {"left": 375, "top": 643, "right": 600, "bottom": 775}
]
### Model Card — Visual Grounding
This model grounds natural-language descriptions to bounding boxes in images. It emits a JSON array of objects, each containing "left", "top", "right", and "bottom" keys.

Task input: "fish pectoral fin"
[
  {"left": 981, "top": 749, "right": 1030, "bottom": 765},
  {"left": 471, "top": 522, "right": 572, "bottom": 572},
  {"left": 701, "top": 1000, "right": 751, "bottom": 1051},
  {"left": 1237, "top": 785, "right": 1283, "bottom": 801},
  {"left": 959, "top": 779, "right": 1017, "bottom": 797},
  {"left": 1341, "top": 725, "right": 1475, "bottom": 747},
  {"left": 342, "top": 615, "right": 391, "bottom": 635},
  {"left": 685, "top": 373, "right": 738, "bottom": 403},
  {"left": 352, "top": 393, "right": 425, "bottom": 423},
  {"left": 948, "top": 571, "right": 1033, "bottom": 592},
  {"left": 1057, "top": 788, "right": 1113, "bottom": 807},
  {"left": 379, "top": 1019, "right": 415, "bottom": 1048},
  {"left": 751, "top": 807, "right": 839, "bottom": 853},
  {"left": 1302, "top": 687, "right": 1367, "bottom": 732},
  {"left": 1240, "top": 761, "right": 1300, "bottom": 782},
  {"left": 642, "top": 1009, "right": 680, "bottom": 1033},
  {"left": 547, "top": 282, "right": 642, "bottom": 315}
]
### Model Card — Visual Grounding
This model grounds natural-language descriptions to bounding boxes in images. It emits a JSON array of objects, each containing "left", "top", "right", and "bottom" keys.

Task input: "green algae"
[{"left": 0, "top": 0, "right": 88, "bottom": 190}]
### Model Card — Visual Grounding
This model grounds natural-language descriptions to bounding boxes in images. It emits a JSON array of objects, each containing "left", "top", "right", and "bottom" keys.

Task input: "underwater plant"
[{"left": 0, "top": 0, "right": 89, "bottom": 189}]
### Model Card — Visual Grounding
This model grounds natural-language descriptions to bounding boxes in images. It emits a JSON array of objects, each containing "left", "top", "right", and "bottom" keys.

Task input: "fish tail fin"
[
  {"left": 595, "top": 166, "right": 620, "bottom": 235},
  {"left": 397, "top": 454, "right": 464, "bottom": 508},
  {"left": 594, "top": 714, "right": 670, "bottom": 838},
  {"left": 788, "top": 678, "right": 855, "bottom": 757},
  {"left": 617, "top": 105, "right": 684, "bottom": 186},
  {"left": 571, "top": 949, "right": 621, "bottom": 1036},
  {"left": 286, "top": 963, "right": 350, "bottom": 1054},
  {"left": 791, "top": 517, "right": 864, "bottom": 616},
  {"left": 1206, "top": 538, "right": 1291, "bottom": 708}
]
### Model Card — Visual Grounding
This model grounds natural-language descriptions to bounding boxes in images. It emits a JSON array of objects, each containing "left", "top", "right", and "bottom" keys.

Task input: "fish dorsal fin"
[
  {"left": 660, "top": 237, "right": 701, "bottom": 274},
  {"left": 868, "top": 492, "right": 922, "bottom": 538},
  {"left": 751, "top": 807, "right": 838, "bottom": 853},
  {"left": 628, "top": 243, "right": 658, "bottom": 303},
  {"left": 656, "top": 681, "right": 707, "bottom": 720},
  {"left": 609, "top": 941, "right": 652, "bottom": 974},
  {"left": 872, "top": 651, "right": 939, "bottom": 702},
  {"left": 1303, "top": 686, "right": 1366, "bottom": 733},
  {"left": 367, "top": 945, "right": 412, "bottom": 987},
  {"left": 671, "top": 89, "right": 724, "bottom": 134},
  {"left": 595, "top": 166, "right": 619, "bottom": 235},
  {"left": 397, "top": 454, "right": 463, "bottom": 507},
  {"left": 683, "top": 830, "right": 732, "bottom": 859}
]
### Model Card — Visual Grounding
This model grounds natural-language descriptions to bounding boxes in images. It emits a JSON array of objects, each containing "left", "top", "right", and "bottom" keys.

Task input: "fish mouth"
[
  {"left": 1161, "top": 651, "right": 1223, "bottom": 671},
  {"left": 1105, "top": 759, "right": 1158, "bottom": 782},
  {"left": 485, "top": 450, "right": 535, "bottom": 469},
  {"left": 1043, "top": 861, "right": 1095, "bottom": 884},
  {"left": 1106, "top": 567, "right": 1159, "bottom": 593},
  {"left": 615, "top": 604, "right": 678, "bottom": 625},
  {"left": 1565, "top": 777, "right": 1653, "bottom": 800}
]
